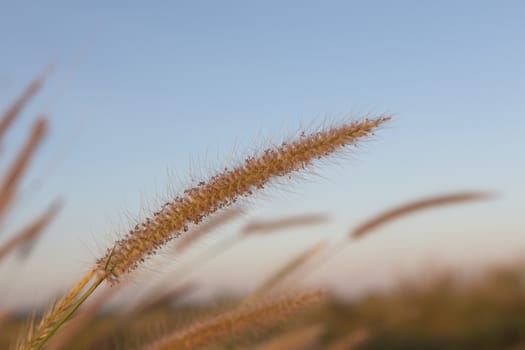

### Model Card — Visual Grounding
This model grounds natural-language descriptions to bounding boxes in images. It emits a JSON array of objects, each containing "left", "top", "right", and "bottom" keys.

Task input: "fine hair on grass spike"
[{"left": 98, "top": 116, "right": 391, "bottom": 284}]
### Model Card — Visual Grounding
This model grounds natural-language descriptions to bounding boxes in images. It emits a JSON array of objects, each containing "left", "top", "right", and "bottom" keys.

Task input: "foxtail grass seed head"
[
  {"left": 240, "top": 213, "right": 329, "bottom": 235},
  {"left": 142, "top": 290, "right": 323, "bottom": 350},
  {"left": 0, "top": 65, "right": 51, "bottom": 143},
  {"left": 98, "top": 116, "right": 390, "bottom": 283},
  {"left": 0, "top": 200, "right": 61, "bottom": 262},
  {"left": 351, "top": 191, "right": 494, "bottom": 239},
  {"left": 0, "top": 118, "right": 47, "bottom": 220}
]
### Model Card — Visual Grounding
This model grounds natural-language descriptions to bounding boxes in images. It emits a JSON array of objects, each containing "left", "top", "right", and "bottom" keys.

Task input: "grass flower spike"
[
  {"left": 99, "top": 116, "right": 390, "bottom": 283},
  {"left": 141, "top": 290, "right": 323, "bottom": 350}
]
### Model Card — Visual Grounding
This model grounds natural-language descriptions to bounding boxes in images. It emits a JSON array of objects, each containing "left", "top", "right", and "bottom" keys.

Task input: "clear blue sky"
[{"left": 1, "top": 1, "right": 524, "bottom": 307}]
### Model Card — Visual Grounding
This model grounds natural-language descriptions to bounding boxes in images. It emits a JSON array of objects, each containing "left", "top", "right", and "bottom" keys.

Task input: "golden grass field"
[{"left": 0, "top": 72, "right": 524, "bottom": 350}]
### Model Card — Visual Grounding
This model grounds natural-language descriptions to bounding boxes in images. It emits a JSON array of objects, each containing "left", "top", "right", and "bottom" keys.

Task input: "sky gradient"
[{"left": 1, "top": 1, "right": 524, "bottom": 307}]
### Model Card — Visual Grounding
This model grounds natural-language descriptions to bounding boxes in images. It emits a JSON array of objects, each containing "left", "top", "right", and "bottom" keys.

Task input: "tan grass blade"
[
  {"left": 141, "top": 290, "right": 323, "bottom": 350},
  {"left": 0, "top": 118, "right": 47, "bottom": 224},
  {"left": 351, "top": 191, "right": 494, "bottom": 239},
  {"left": 0, "top": 200, "right": 61, "bottom": 263},
  {"left": 240, "top": 213, "right": 329, "bottom": 235},
  {"left": 0, "top": 67, "right": 51, "bottom": 144},
  {"left": 16, "top": 268, "right": 99, "bottom": 350},
  {"left": 46, "top": 284, "right": 122, "bottom": 350},
  {"left": 244, "top": 240, "right": 326, "bottom": 304},
  {"left": 250, "top": 324, "right": 324, "bottom": 350}
]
